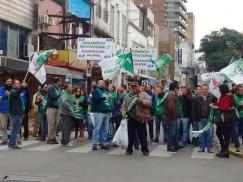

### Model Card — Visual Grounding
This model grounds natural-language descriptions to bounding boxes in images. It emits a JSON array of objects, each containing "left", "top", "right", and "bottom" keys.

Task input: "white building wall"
[{"left": 0, "top": 0, "right": 34, "bottom": 29}]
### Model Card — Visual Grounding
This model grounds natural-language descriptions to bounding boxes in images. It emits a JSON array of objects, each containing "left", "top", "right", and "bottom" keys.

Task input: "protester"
[
  {"left": 164, "top": 82, "right": 183, "bottom": 152},
  {"left": 232, "top": 85, "right": 243, "bottom": 152},
  {"left": 113, "top": 87, "right": 125, "bottom": 131},
  {"left": 60, "top": 84, "right": 75, "bottom": 146},
  {"left": 20, "top": 84, "right": 31, "bottom": 140},
  {"left": 91, "top": 80, "right": 111, "bottom": 150},
  {"left": 32, "top": 85, "right": 41, "bottom": 138},
  {"left": 154, "top": 85, "right": 167, "bottom": 143},
  {"left": 146, "top": 85, "right": 156, "bottom": 141},
  {"left": 46, "top": 77, "right": 62, "bottom": 145},
  {"left": 35, "top": 84, "right": 48, "bottom": 141},
  {"left": 180, "top": 86, "right": 192, "bottom": 145},
  {"left": 121, "top": 83, "right": 151, "bottom": 156},
  {"left": 8, "top": 79, "right": 27, "bottom": 149},
  {"left": 73, "top": 87, "right": 85, "bottom": 141},
  {"left": 193, "top": 85, "right": 215, "bottom": 153},
  {"left": 211, "top": 84, "right": 234, "bottom": 158},
  {"left": 0, "top": 78, "right": 12, "bottom": 145}
]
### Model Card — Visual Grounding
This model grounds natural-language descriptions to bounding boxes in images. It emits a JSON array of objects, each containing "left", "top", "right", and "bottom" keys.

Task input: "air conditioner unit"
[
  {"left": 23, "top": 44, "right": 34, "bottom": 58},
  {"left": 49, "top": 17, "right": 54, "bottom": 26},
  {"left": 38, "top": 14, "right": 49, "bottom": 25}
]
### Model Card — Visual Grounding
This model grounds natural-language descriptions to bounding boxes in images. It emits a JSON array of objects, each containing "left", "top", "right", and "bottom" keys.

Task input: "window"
[
  {"left": 96, "top": 0, "right": 102, "bottom": 18},
  {"left": 8, "top": 26, "right": 18, "bottom": 58},
  {"left": 116, "top": 10, "right": 120, "bottom": 43},
  {"left": 103, "top": 0, "right": 109, "bottom": 22},
  {"left": 0, "top": 22, "right": 8, "bottom": 56},
  {"left": 122, "top": 15, "right": 127, "bottom": 46},
  {"left": 19, "top": 29, "right": 28, "bottom": 59},
  {"left": 110, "top": 5, "right": 115, "bottom": 37}
]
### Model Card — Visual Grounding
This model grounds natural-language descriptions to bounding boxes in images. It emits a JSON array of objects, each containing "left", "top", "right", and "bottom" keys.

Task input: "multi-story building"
[
  {"left": 164, "top": 0, "right": 188, "bottom": 42},
  {"left": 0, "top": 0, "right": 34, "bottom": 82},
  {"left": 186, "top": 12, "right": 195, "bottom": 46}
]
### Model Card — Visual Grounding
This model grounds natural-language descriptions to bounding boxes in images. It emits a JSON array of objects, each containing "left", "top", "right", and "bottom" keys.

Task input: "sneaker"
[
  {"left": 236, "top": 148, "right": 240, "bottom": 152},
  {"left": 66, "top": 142, "right": 74, "bottom": 147},
  {"left": 207, "top": 148, "right": 214, "bottom": 153},
  {"left": 17, "top": 141, "right": 22, "bottom": 145},
  {"left": 198, "top": 148, "right": 205, "bottom": 152},
  {"left": 167, "top": 148, "right": 177, "bottom": 152},
  {"left": 143, "top": 151, "right": 149, "bottom": 156},
  {"left": 92, "top": 145, "right": 97, "bottom": 151},
  {"left": 125, "top": 150, "right": 133, "bottom": 155},
  {"left": 53, "top": 139, "right": 59, "bottom": 144},
  {"left": 8, "top": 145, "right": 21, "bottom": 150},
  {"left": 0, "top": 141, "right": 8, "bottom": 145},
  {"left": 100, "top": 145, "right": 110, "bottom": 150},
  {"left": 153, "top": 138, "right": 159, "bottom": 143},
  {"left": 47, "top": 140, "right": 56, "bottom": 145}
]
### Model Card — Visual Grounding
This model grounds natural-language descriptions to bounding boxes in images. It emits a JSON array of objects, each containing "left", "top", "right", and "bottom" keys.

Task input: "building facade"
[{"left": 0, "top": 0, "right": 34, "bottom": 83}]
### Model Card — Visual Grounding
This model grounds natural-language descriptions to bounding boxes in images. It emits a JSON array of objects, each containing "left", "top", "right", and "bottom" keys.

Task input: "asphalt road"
[{"left": 0, "top": 138, "right": 242, "bottom": 182}]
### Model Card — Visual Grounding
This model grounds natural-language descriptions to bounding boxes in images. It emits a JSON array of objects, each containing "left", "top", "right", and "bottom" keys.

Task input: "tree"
[{"left": 199, "top": 28, "right": 243, "bottom": 72}]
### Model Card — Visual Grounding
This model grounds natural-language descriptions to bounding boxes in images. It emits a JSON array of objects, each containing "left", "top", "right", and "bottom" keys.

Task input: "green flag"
[
  {"left": 37, "top": 49, "right": 55, "bottom": 66},
  {"left": 152, "top": 54, "right": 173, "bottom": 74},
  {"left": 117, "top": 51, "right": 134, "bottom": 75}
]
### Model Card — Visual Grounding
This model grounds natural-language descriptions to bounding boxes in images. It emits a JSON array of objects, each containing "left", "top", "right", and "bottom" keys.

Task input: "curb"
[{"left": 229, "top": 146, "right": 243, "bottom": 159}]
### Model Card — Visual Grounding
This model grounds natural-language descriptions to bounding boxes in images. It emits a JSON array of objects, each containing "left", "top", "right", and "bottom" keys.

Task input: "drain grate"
[{"left": 0, "top": 175, "right": 53, "bottom": 182}]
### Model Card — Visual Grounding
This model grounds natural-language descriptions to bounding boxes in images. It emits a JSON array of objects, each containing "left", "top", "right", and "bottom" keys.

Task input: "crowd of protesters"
[{"left": 0, "top": 76, "right": 242, "bottom": 159}]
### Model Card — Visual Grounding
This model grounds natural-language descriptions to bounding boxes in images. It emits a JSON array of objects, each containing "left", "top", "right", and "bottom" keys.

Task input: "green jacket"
[
  {"left": 234, "top": 94, "right": 243, "bottom": 118},
  {"left": 176, "top": 96, "right": 183, "bottom": 118},
  {"left": 37, "top": 91, "right": 47, "bottom": 116},
  {"left": 154, "top": 94, "right": 165, "bottom": 116},
  {"left": 73, "top": 95, "right": 85, "bottom": 119},
  {"left": 108, "top": 91, "right": 117, "bottom": 111}
]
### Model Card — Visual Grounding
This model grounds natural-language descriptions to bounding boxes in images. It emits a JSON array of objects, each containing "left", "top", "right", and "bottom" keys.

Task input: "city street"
[{"left": 0, "top": 138, "right": 242, "bottom": 182}]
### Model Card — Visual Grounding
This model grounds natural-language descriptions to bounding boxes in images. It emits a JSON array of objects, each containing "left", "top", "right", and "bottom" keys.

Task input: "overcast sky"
[{"left": 187, "top": 0, "right": 243, "bottom": 49}]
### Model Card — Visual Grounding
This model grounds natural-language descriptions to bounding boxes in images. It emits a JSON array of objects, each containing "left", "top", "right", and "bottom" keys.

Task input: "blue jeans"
[
  {"left": 232, "top": 118, "right": 243, "bottom": 148},
  {"left": 92, "top": 113, "right": 109, "bottom": 146},
  {"left": 198, "top": 119, "right": 213, "bottom": 149},
  {"left": 9, "top": 115, "right": 24, "bottom": 146},
  {"left": 166, "top": 119, "right": 178, "bottom": 148},
  {"left": 155, "top": 115, "right": 167, "bottom": 141},
  {"left": 181, "top": 118, "right": 190, "bottom": 144},
  {"left": 38, "top": 114, "right": 48, "bottom": 138}
]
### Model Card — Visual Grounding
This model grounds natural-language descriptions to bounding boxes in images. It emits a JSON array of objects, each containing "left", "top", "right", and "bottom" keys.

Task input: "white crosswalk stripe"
[
  {"left": 0, "top": 140, "right": 40, "bottom": 151},
  {"left": 0, "top": 140, "right": 217, "bottom": 160},
  {"left": 66, "top": 143, "right": 92, "bottom": 154},
  {"left": 26, "top": 144, "right": 62, "bottom": 151},
  {"left": 107, "top": 147, "right": 126, "bottom": 155},
  {"left": 150, "top": 145, "right": 173, "bottom": 157},
  {"left": 190, "top": 148, "right": 215, "bottom": 159}
]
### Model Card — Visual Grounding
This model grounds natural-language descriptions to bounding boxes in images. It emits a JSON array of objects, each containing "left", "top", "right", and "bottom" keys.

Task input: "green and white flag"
[
  {"left": 220, "top": 59, "right": 243, "bottom": 84},
  {"left": 152, "top": 54, "right": 173, "bottom": 73},
  {"left": 117, "top": 51, "right": 134, "bottom": 75},
  {"left": 99, "top": 50, "right": 134, "bottom": 80},
  {"left": 37, "top": 49, "right": 55, "bottom": 68},
  {"left": 28, "top": 52, "right": 46, "bottom": 84}
]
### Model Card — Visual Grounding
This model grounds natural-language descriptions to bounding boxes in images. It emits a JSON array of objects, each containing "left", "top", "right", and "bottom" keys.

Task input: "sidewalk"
[{"left": 229, "top": 145, "right": 243, "bottom": 158}]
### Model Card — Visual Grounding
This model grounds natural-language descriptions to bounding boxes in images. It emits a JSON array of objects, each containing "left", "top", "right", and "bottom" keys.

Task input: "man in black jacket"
[
  {"left": 8, "top": 79, "right": 27, "bottom": 149},
  {"left": 192, "top": 85, "right": 216, "bottom": 153}
]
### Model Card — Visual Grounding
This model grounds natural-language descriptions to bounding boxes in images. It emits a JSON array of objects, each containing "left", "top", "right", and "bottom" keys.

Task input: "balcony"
[
  {"left": 174, "top": 27, "right": 187, "bottom": 39},
  {"left": 166, "top": 7, "right": 187, "bottom": 20},
  {"left": 166, "top": 17, "right": 187, "bottom": 29},
  {"left": 165, "top": 0, "right": 187, "bottom": 11}
]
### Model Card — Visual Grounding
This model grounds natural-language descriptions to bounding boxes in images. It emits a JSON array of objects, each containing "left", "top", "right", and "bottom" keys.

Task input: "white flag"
[
  {"left": 209, "top": 72, "right": 225, "bottom": 98},
  {"left": 28, "top": 52, "right": 46, "bottom": 84},
  {"left": 98, "top": 56, "right": 119, "bottom": 80}
]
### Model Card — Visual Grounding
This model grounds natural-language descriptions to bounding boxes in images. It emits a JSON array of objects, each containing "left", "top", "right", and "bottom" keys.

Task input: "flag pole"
[{"left": 23, "top": 72, "right": 29, "bottom": 82}]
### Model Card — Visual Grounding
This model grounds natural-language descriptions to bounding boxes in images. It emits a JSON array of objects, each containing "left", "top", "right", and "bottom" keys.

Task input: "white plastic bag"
[{"left": 112, "top": 118, "right": 128, "bottom": 147}]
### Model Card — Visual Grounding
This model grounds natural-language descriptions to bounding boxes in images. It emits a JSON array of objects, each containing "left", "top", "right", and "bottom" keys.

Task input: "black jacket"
[
  {"left": 192, "top": 94, "right": 217, "bottom": 122},
  {"left": 181, "top": 95, "right": 192, "bottom": 118}
]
